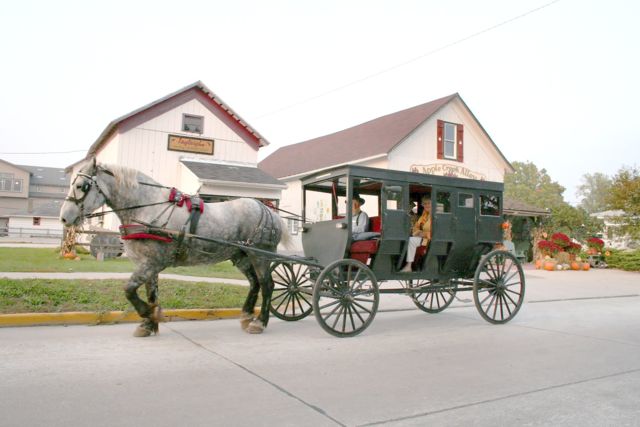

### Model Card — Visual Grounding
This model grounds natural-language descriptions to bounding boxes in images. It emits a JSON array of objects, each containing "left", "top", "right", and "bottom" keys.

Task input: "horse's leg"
[
  {"left": 124, "top": 266, "right": 162, "bottom": 337},
  {"left": 144, "top": 274, "right": 164, "bottom": 327},
  {"left": 246, "top": 255, "right": 274, "bottom": 334},
  {"left": 255, "top": 257, "right": 275, "bottom": 331},
  {"left": 232, "top": 253, "right": 261, "bottom": 331}
]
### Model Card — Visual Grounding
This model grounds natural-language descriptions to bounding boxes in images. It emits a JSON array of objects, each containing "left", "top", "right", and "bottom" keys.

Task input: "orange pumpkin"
[
  {"left": 535, "top": 259, "right": 543, "bottom": 269},
  {"left": 582, "top": 262, "right": 591, "bottom": 271},
  {"left": 544, "top": 261, "right": 556, "bottom": 271},
  {"left": 570, "top": 261, "right": 580, "bottom": 271}
]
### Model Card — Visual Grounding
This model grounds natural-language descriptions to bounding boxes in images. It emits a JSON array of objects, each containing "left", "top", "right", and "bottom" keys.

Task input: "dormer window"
[{"left": 182, "top": 114, "right": 204, "bottom": 134}]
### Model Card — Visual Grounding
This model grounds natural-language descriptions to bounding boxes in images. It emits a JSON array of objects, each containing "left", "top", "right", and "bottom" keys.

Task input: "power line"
[
  {"left": 0, "top": 149, "right": 87, "bottom": 155},
  {"left": 254, "top": 0, "right": 562, "bottom": 120}
]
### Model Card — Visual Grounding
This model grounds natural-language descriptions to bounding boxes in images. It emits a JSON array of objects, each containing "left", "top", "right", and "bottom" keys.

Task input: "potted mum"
[{"left": 586, "top": 237, "right": 604, "bottom": 255}]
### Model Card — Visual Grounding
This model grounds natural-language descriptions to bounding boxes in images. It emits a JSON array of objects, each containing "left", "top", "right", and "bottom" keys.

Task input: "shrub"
[{"left": 606, "top": 249, "right": 640, "bottom": 271}]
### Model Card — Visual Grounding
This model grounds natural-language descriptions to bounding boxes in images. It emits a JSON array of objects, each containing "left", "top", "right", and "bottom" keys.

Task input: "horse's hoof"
[
  {"left": 240, "top": 313, "right": 253, "bottom": 331},
  {"left": 246, "top": 320, "right": 264, "bottom": 334},
  {"left": 133, "top": 325, "right": 153, "bottom": 337}
]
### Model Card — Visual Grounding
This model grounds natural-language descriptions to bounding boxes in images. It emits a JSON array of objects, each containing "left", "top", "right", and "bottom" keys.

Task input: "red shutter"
[
  {"left": 437, "top": 120, "right": 444, "bottom": 159},
  {"left": 456, "top": 123, "right": 464, "bottom": 162}
]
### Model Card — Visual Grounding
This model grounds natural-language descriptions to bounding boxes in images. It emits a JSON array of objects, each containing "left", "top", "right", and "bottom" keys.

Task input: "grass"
[
  {"left": 0, "top": 278, "right": 249, "bottom": 314},
  {"left": 0, "top": 247, "right": 245, "bottom": 279}
]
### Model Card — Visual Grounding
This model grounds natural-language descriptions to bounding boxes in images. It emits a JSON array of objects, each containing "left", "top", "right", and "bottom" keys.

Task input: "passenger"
[
  {"left": 400, "top": 195, "right": 431, "bottom": 272},
  {"left": 351, "top": 194, "right": 369, "bottom": 238}
]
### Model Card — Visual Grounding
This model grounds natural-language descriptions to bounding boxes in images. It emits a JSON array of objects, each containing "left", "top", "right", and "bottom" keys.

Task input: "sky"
[{"left": 0, "top": 0, "right": 638, "bottom": 205}]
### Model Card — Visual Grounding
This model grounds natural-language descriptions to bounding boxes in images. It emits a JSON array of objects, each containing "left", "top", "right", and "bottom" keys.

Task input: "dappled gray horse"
[{"left": 60, "top": 159, "right": 289, "bottom": 336}]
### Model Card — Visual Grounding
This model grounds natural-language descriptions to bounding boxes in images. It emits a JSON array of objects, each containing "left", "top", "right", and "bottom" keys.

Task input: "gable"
[{"left": 86, "top": 81, "right": 268, "bottom": 160}]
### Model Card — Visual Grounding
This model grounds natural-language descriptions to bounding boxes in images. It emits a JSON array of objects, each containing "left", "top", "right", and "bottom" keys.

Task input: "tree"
[
  {"left": 504, "top": 161, "right": 565, "bottom": 210},
  {"left": 505, "top": 161, "right": 602, "bottom": 240},
  {"left": 607, "top": 165, "right": 640, "bottom": 240},
  {"left": 576, "top": 172, "right": 612, "bottom": 214}
]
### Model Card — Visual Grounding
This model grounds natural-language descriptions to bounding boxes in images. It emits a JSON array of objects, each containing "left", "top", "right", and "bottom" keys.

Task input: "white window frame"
[
  {"left": 182, "top": 114, "right": 204, "bottom": 134},
  {"left": 443, "top": 122, "right": 457, "bottom": 160}
]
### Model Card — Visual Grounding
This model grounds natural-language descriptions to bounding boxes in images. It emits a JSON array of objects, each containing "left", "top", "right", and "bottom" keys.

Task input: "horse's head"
[{"left": 60, "top": 158, "right": 109, "bottom": 227}]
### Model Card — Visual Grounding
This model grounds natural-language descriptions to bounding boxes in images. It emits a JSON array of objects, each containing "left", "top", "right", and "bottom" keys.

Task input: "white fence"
[{"left": 0, "top": 227, "right": 63, "bottom": 239}]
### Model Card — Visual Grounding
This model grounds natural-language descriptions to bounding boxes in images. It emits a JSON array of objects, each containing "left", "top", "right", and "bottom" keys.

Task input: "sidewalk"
[{"left": 0, "top": 271, "right": 250, "bottom": 285}]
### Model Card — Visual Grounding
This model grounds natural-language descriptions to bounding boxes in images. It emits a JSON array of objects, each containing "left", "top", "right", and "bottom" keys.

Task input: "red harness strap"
[{"left": 119, "top": 224, "right": 173, "bottom": 243}]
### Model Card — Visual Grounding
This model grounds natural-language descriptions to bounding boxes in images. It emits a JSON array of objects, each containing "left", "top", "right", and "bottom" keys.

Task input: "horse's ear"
[{"left": 91, "top": 156, "right": 97, "bottom": 170}]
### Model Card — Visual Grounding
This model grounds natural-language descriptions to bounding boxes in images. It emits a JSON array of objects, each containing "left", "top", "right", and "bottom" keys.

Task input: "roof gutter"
[{"left": 199, "top": 178, "right": 287, "bottom": 190}]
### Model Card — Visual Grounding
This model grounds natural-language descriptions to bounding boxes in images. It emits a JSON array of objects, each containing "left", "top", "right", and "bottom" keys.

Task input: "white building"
[
  {"left": 591, "top": 210, "right": 638, "bottom": 250},
  {"left": 259, "top": 93, "right": 517, "bottom": 246},
  {"left": 68, "top": 81, "right": 284, "bottom": 230}
]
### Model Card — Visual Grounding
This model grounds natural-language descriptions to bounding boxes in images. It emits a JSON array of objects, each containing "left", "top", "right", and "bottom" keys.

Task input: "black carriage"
[{"left": 269, "top": 165, "right": 525, "bottom": 337}]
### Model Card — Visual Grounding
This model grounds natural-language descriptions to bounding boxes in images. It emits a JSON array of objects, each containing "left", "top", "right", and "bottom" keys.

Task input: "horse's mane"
[{"left": 100, "top": 163, "right": 139, "bottom": 189}]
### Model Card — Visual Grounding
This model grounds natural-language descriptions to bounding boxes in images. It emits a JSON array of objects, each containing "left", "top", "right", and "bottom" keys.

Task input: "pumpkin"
[
  {"left": 582, "top": 262, "right": 591, "bottom": 271},
  {"left": 570, "top": 261, "right": 580, "bottom": 270},
  {"left": 544, "top": 261, "right": 556, "bottom": 271},
  {"left": 535, "top": 259, "right": 543, "bottom": 269}
]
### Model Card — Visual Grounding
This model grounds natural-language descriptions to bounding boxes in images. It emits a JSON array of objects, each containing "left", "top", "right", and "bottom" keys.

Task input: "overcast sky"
[{"left": 0, "top": 0, "right": 638, "bottom": 204}]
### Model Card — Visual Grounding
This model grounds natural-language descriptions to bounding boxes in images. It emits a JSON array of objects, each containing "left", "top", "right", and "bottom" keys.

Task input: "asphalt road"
[{"left": 1, "top": 268, "right": 639, "bottom": 427}]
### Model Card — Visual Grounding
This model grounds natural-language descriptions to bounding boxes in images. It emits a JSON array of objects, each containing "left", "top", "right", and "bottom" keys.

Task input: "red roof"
[{"left": 259, "top": 94, "right": 459, "bottom": 178}]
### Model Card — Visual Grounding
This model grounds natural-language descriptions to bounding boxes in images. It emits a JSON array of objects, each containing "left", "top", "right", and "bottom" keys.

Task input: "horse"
[{"left": 59, "top": 158, "right": 290, "bottom": 337}]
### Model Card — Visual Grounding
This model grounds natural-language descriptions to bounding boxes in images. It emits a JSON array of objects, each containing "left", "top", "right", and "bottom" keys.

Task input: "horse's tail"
[{"left": 278, "top": 218, "right": 294, "bottom": 250}]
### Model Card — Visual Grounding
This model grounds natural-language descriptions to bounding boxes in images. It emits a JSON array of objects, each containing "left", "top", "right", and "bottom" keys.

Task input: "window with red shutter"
[{"left": 437, "top": 120, "right": 464, "bottom": 163}]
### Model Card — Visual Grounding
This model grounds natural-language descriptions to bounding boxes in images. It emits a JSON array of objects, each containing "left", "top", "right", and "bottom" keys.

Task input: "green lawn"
[
  {"left": 0, "top": 247, "right": 245, "bottom": 279},
  {"left": 0, "top": 278, "right": 249, "bottom": 313}
]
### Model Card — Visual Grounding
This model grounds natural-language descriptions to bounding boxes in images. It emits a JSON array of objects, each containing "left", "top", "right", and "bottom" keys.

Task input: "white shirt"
[{"left": 352, "top": 211, "right": 369, "bottom": 235}]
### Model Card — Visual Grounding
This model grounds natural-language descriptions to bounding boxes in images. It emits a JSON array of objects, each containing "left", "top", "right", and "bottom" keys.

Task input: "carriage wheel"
[
  {"left": 473, "top": 250, "right": 525, "bottom": 324},
  {"left": 407, "top": 279, "right": 457, "bottom": 313},
  {"left": 269, "top": 262, "right": 315, "bottom": 321},
  {"left": 313, "top": 259, "right": 379, "bottom": 337}
]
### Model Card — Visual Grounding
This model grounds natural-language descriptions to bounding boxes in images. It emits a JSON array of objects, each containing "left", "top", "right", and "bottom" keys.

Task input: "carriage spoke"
[
  {"left": 331, "top": 306, "right": 345, "bottom": 329},
  {"left": 502, "top": 295, "right": 513, "bottom": 316},
  {"left": 271, "top": 290, "right": 289, "bottom": 303},
  {"left": 319, "top": 299, "right": 341, "bottom": 310},
  {"left": 503, "top": 291, "right": 519, "bottom": 308},
  {"left": 505, "top": 288, "right": 522, "bottom": 297},
  {"left": 323, "top": 303, "right": 343, "bottom": 323},
  {"left": 352, "top": 304, "right": 366, "bottom": 324},
  {"left": 347, "top": 305, "right": 357, "bottom": 331},
  {"left": 351, "top": 300, "right": 373, "bottom": 314}
]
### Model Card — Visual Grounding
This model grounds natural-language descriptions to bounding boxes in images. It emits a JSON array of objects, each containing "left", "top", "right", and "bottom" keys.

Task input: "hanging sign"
[
  {"left": 410, "top": 163, "right": 486, "bottom": 180},
  {"left": 167, "top": 135, "right": 214, "bottom": 155}
]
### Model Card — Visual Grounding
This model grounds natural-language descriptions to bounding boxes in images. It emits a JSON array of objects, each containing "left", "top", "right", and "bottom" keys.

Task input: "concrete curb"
[{"left": 0, "top": 308, "right": 248, "bottom": 327}]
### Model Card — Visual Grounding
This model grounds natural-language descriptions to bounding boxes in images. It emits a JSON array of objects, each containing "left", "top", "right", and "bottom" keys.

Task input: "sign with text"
[
  {"left": 410, "top": 163, "right": 486, "bottom": 180},
  {"left": 167, "top": 135, "right": 214, "bottom": 155}
]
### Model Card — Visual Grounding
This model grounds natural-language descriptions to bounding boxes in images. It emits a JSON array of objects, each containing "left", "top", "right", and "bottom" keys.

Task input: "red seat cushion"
[
  {"left": 370, "top": 216, "right": 381, "bottom": 232},
  {"left": 350, "top": 239, "right": 379, "bottom": 264}
]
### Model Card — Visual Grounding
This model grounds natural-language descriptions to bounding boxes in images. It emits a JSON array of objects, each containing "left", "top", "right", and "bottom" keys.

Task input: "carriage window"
[
  {"left": 459, "top": 193, "right": 474, "bottom": 208},
  {"left": 436, "top": 191, "right": 451, "bottom": 213},
  {"left": 384, "top": 185, "right": 403, "bottom": 210},
  {"left": 480, "top": 195, "right": 501, "bottom": 216}
]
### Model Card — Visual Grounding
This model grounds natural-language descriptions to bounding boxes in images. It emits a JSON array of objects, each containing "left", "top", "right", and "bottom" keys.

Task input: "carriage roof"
[{"left": 300, "top": 164, "right": 503, "bottom": 193}]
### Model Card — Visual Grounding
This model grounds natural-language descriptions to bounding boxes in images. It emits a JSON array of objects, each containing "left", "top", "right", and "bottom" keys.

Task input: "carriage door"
[
  {"left": 432, "top": 188, "right": 454, "bottom": 244},
  {"left": 455, "top": 192, "right": 477, "bottom": 249},
  {"left": 477, "top": 192, "right": 503, "bottom": 243},
  {"left": 378, "top": 183, "right": 408, "bottom": 256}
]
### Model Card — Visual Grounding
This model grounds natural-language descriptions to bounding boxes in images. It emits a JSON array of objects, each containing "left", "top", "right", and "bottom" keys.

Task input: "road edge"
[{"left": 0, "top": 308, "right": 247, "bottom": 327}]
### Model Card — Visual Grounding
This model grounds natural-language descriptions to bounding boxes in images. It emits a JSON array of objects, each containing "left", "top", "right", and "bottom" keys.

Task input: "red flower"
[
  {"left": 537, "top": 240, "right": 561, "bottom": 255},
  {"left": 586, "top": 237, "right": 604, "bottom": 249},
  {"left": 551, "top": 232, "right": 571, "bottom": 248}
]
